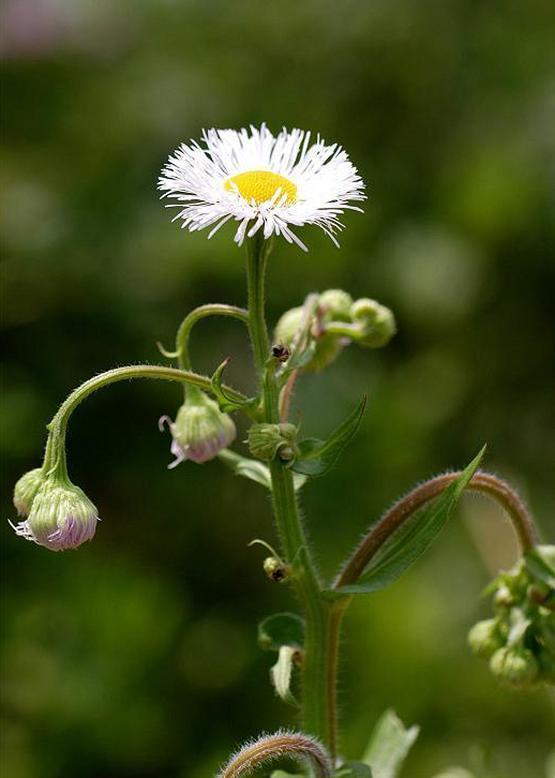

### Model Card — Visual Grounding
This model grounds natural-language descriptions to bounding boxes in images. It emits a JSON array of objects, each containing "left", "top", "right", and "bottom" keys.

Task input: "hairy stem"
[
  {"left": 175, "top": 303, "right": 249, "bottom": 371},
  {"left": 44, "top": 364, "right": 250, "bottom": 473},
  {"left": 245, "top": 236, "right": 341, "bottom": 757},
  {"left": 334, "top": 469, "right": 540, "bottom": 589},
  {"left": 216, "top": 731, "right": 332, "bottom": 778}
]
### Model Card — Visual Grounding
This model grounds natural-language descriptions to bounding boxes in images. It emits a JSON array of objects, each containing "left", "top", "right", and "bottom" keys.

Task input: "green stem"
[
  {"left": 175, "top": 303, "right": 249, "bottom": 371},
  {"left": 44, "top": 364, "right": 250, "bottom": 474},
  {"left": 245, "top": 235, "right": 342, "bottom": 756}
]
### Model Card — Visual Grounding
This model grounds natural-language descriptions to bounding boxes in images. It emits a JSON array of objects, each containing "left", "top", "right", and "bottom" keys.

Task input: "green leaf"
[
  {"left": 290, "top": 395, "right": 367, "bottom": 477},
  {"left": 524, "top": 545, "right": 555, "bottom": 590},
  {"left": 431, "top": 770, "right": 476, "bottom": 778},
  {"left": 336, "top": 761, "right": 373, "bottom": 777},
  {"left": 258, "top": 612, "right": 305, "bottom": 652},
  {"left": 218, "top": 450, "right": 307, "bottom": 492},
  {"left": 218, "top": 449, "right": 272, "bottom": 488},
  {"left": 362, "top": 709, "right": 419, "bottom": 778},
  {"left": 210, "top": 357, "right": 255, "bottom": 413},
  {"left": 271, "top": 772, "right": 304, "bottom": 778},
  {"left": 336, "top": 447, "right": 486, "bottom": 594},
  {"left": 270, "top": 645, "right": 299, "bottom": 705}
]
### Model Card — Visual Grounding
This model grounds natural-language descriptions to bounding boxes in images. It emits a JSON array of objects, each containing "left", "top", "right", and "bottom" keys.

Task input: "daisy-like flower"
[{"left": 158, "top": 124, "right": 365, "bottom": 251}]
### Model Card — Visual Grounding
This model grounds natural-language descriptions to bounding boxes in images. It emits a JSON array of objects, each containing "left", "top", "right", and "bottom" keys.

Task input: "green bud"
[
  {"left": 13, "top": 468, "right": 46, "bottom": 517},
  {"left": 468, "top": 619, "right": 505, "bottom": 659},
  {"left": 494, "top": 585, "right": 514, "bottom": 608},
  {"left": 247, "top": 423, "right": 298, "bottom": 462},
  {"left": 489, "top": 646, "right": 539, "bottom": 688},
  {"left": 350, "top": 298, "right": 396, "bottom": 348},
  {"left": 274, "top": 306, "right": 345, "bottom": 372},
  {"left": 11, "top": 476, "right": 99, "bottom": 551},
  {"left": 159, "top": 391, "right": 236, "bottom": 467},
  {"left": 318, "top": 289, "right": 353, "bottom": 320}
]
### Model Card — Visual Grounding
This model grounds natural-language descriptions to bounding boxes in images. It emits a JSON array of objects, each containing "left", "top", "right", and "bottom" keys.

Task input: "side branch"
[
  {"left": 48, "top": 364, "right": 250, "bottom": 436},
  {"left": 175, "top": 303, "right": 249, "bottom": 370},
  {"left": 334, "top": 470, "right": 540, "bottom": 589},
  {"left": 216, "top": 730, "right": 332, "bottom": 778}
]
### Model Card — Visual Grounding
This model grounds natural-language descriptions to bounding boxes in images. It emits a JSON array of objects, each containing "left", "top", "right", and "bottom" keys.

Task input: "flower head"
[
  {"left": 11, "top": 477, "right": 99, "bottom": 551},
  {"left": 159, "top": 391, "right": 236, "bottom": 467},
  {"left": 158, "top": 124, "right": 365, "bottom": 251}
]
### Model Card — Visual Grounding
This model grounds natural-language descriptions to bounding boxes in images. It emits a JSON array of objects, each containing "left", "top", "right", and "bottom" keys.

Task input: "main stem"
[{"left": 245, "top": 235, "right": 342, "bottom": 757}]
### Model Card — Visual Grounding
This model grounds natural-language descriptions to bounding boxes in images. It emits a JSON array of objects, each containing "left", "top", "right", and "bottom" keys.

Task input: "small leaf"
[
  {"left": 362, "top": 709, "right": 419, "bottom": 778},
  {"left": 290, "top": 396, "right": 367, "bottom": 477},
  {"left": 258, "top": 612, "right": 305, "bottom": 652},
  {"left": 524, "top": 545, "right": 555, "bottom": 590},
  {"left": 271, "top": 645, "right": 299, "bottom": 705},
  {"left": 210, "top": 358, "right": 255, "bottom": 413},
  {"left": 219, "top": 449, "right": 272, "bottom": 489},
  {"left": 337, "top": 447, "right": 485, "bottom": 594},
  {"left": 336, "top": 761, "right": 373, "bottom": 777}
]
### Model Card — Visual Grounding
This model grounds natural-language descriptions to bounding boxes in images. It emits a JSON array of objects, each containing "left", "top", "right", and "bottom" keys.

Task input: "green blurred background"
[{"left": 1, "top": 1, "right": 554, "bottom": 776}]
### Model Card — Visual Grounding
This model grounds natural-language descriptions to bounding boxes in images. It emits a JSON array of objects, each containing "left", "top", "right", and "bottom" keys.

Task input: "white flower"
[{"left": 158, "top": 124, "right": 365, "bottom": 251}]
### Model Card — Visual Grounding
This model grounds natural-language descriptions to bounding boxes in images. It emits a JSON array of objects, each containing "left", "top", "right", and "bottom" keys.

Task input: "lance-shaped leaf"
[
  {"left": 290, "top": 395, "right": 367, "bottom": 477},
  {"left": 219, "top": 450, "right": 307, "bottom": 492},
  {"left": 258, "top": 613, "right": 305, "bottom": 706},
  {"left": 362, "top": 709, "right": 419, "bottom": 778},
  {"left": 271, "top": 645, "right": 299, "bottom": 705},
  {"left": 524, "top": 545, "right": 555, "bottom": 590},
  {"left": 336, "top": 447, "right": 485, "bottom": 594}
]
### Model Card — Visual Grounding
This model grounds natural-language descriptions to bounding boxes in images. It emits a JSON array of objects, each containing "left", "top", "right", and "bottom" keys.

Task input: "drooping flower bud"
[
  {"left": 13, "top": 467, "right": 46, "bottom": 517},
  {"left": 160, "top": 391, "right": 236, "bottom": 468},
  {"left": 350, "top": 298, "right": 396, "bottom": 348},
  {"left": 489, "top": 645, "right": 539, "bottom": 688},
  {"left": 467, "top": 619, "right": 505, "bottom": 659},
  {"left": 11, "top": 477, "right": 99, "bottom": 551},
  {"left": 263, "top": 556, "right": 290, "bottom": 583},
  {"left": 247, "top": 422, "right": 298, "bottom": 462}
]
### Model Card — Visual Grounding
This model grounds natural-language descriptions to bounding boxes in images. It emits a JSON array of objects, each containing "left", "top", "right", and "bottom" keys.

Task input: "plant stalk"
[{"left": 245, "top": 235, "right": 342, "bottom": 757}]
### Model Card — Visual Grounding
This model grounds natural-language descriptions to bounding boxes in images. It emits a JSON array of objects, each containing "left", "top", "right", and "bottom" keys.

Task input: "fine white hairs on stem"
[{"left": 216, "top": 730, "right": 333, "bottom": 778}]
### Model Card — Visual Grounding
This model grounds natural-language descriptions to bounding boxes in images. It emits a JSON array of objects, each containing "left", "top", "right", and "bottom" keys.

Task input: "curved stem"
[
  {"left": 245, "top": 236, "right": 340, "bottom": 757},
  {"left": 216, "top": 731, "right": 332, "bottom": 778},
  {"left": 334, "top": 470, "right": 540, "bottom": 590},
  {"left": 44, "top": 364, "right": 250, "bottom": 473},
  {"left": 175, "top": 304, "right": 249, "bottom": 371}
]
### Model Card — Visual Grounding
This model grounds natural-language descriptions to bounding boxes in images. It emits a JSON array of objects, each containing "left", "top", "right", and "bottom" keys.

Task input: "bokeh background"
[{"left": 1, "top": 1, "right": 554, "bottom": 776}]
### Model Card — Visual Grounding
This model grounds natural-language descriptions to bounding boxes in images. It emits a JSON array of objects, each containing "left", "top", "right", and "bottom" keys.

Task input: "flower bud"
[
  {"left": 11, "top": 477, "right": 99, "bottom": 551},
  {"left": 160, "top": 391, "right": 236, "bottom": 467},
  {"left": 489, "top": 646, "right": 539, "bottom": 688},
  {"left": 274, "top": 306, "right": 344, "bottom": 372},
  {"left": 350, "top": 298, "right": 396, "bottom": 348},
  {"left": 467, "top": 619, "right": 504, "bottom": 659},
  {"left": 318, "top": 289, "right": 353, "bottom": 320},
  {"left": 247, "top": 422, "right": 298, "bottom": 462},
  {"left": 263, "top": 556, "right": 290, "bottom": 583},
  {"left": 13, "top": 468, "right": 46, "bottom": 517}
]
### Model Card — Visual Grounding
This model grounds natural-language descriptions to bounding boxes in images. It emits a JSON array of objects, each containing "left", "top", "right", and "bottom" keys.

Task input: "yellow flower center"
[{"left": 224, "top": 170, "right": 297, "bottom": 205}]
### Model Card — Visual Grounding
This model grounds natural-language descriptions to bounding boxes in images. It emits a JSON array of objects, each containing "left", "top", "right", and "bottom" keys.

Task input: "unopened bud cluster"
[
  {"left": 468, "top": 547, "right": 554, "bottom": 688},
  {"left": 247, "top": 423, "right": 298, "bottom": 462},
  {"left": 274, "top": 288, "right": 396, "bottom": 372},
  {"left": 12, "top": 466, "right": 98, "bottom": 552}
]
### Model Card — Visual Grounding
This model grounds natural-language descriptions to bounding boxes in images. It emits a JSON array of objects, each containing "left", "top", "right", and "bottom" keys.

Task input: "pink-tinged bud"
[
  {"left": 159, "top": 392, "right": 236, "bottom": 468},
  {"left": 10, "top": 478, "right": 99, "bottom": 551},
  {"left": 13, "top": 467, "right": 46, "bottom": 516}
]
